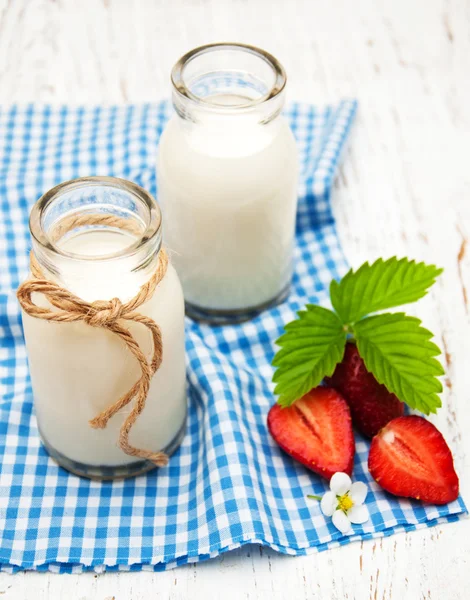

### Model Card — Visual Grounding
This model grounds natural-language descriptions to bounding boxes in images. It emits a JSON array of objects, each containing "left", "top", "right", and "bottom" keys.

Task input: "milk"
[
  {"left": 158, "top": 94, "right": 299, "bottom": 314},
  {"left": 22, "top": 230, "right": 187, "bottom": 469}
]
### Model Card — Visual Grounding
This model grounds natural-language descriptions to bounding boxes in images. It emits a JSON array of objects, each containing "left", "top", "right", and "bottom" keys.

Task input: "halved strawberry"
[
  {"left": 267, "top": 387, "right": 354, "bottom": 480},
  {"left": 326, "top": 342, "right": 404, "bottom": 438},
  {"left": 368, "top": 416, "right": 459, "bottom": 504}
]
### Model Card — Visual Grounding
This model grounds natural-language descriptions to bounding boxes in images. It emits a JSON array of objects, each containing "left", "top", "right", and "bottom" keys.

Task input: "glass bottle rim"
[
  {"left": 171, "top": 42, "right": 287, "bottom": 110},
  {"left": 30, "top": 176, "right": 162, "bottom": 262}
]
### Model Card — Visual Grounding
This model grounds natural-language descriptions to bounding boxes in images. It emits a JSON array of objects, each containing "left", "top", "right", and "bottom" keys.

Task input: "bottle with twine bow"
[{"left": 17, "top": 177, "right": 187, "bottom": 480}]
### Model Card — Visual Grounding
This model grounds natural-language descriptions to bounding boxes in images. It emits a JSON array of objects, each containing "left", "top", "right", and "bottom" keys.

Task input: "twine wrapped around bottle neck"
[{"left": 17, "top": 215, "right": 170, "bottom": 468}]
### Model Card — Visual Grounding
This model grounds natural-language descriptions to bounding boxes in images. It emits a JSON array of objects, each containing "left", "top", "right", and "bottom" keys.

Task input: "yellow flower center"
[{"left": 337, "top": 493, "right": 354, "bottom": 512}]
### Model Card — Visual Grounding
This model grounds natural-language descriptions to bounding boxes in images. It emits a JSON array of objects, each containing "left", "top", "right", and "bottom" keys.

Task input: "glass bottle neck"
[
  {"left": 171, "top": 100, "right": 285, "bottom": 158},
  {"left": 34, "top": 234, "right": 162, "bottom": 303},
  {"left": 170, "top": 43, "right": 287, "bottom": 157},
  {"left": 30, "top": 177, "right": 162, "bottom": 302}
]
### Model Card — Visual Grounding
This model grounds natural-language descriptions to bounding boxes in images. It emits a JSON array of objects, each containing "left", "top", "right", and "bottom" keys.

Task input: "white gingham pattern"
[{"left": 0, "top": 101, "right": 466, "bottom": 573}]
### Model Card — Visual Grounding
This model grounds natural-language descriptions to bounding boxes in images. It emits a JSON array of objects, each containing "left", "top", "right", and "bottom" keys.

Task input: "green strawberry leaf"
[
  {"left": 353, "top": 313, "right": 444, "bottom": 414},
  {"left": 330, "top": 257, "right": 443, "bottom": 324},
  {"left": 272, "top": 305, "right": 347, "bottom": 407},
  {"left": 271, "top": 257, "right": 444, "bottom": 411}
]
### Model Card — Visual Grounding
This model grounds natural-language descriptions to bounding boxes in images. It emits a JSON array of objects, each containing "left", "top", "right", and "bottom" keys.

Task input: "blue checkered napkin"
[{"left": 0, "top": 101, "right": 466, "bottom": 573}]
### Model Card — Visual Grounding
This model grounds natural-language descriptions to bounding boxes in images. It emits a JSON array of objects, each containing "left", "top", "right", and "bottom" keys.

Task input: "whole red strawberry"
[
  {"left": 368, "top": 416, "right": 459, "bottom": 504},
  {"left": 267, "top": 387, "right": 354, "bottom": 480},
  {"left": 325, "top": 342, "right": 404, "bottom": 438}
]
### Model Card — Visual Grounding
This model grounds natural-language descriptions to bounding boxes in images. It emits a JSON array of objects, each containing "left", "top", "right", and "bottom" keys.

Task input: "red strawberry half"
[
  {"left": 267, "top": 387, "right": 354, "bottom": 480},
  {"left": 326, "top": 342, "right": 404, "bottom": 438},
  {"left": 368, "top": 416, "right": 459, "bottom": 504}
]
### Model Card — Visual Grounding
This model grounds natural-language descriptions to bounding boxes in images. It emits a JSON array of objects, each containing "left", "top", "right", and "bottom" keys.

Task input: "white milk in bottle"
[
  {"left": 158, "top": 43, "right": 298, "bottom": 322},
  {"left": 19, "top": 177, "right": 187, "bottom": 479}
]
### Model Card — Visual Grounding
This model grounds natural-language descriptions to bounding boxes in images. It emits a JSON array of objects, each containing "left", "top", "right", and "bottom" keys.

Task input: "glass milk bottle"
[
  {"left": 18, "top": 177, "right": 187, "bottom": 479},
  {"left": 158, "top": 43, "right": 299, "bottom": 322}
]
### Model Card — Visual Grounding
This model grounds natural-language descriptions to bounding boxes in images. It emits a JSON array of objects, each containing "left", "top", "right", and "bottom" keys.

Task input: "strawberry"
[
  {"left": 368, "top": 416, "right": 459, "bottom": 504},
  {"left": 325, "top": 342, "right": 404, "bottom": 438},
  {"left": 267, "top": 387, "right": 354, "bottom": 480}
]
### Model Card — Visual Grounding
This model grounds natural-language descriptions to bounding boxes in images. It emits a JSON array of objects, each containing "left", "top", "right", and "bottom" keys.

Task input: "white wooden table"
[{"left": 0, "top": 0, "right": 469, "bottom": 597}]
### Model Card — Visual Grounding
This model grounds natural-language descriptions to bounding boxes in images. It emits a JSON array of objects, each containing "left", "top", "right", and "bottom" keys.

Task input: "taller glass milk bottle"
[{"left": 158, "top": 43, "right": 299, "bottom": 323}]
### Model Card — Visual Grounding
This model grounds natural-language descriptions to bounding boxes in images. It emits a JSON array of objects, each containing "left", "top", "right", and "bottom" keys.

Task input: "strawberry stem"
[
  {"left": 307, "top": 494, "right": 322, "bottom": 501},
  {"left": 342, "top": 323, "right": 355, "bottom": 339}
]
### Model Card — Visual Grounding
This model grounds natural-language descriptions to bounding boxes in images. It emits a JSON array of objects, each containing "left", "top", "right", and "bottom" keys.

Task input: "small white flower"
[{"left": 309, "top": 472, "right": 369, "bottom": 534}]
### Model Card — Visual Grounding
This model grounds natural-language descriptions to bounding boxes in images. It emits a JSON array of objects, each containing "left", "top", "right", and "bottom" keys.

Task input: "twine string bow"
[{"left": 17, "top": 247, "right": 170, "bottom": 467}]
